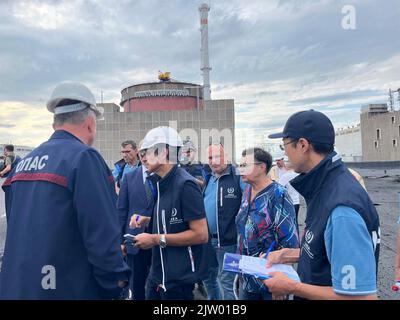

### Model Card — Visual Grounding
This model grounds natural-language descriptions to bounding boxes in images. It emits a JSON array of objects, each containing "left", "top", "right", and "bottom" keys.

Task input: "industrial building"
[
  {"left": 95, "top": 94, "right": 235, "bottom": 168},
  {"left": 335, "top": 124, "right": 362, "bottom": 162},
  {"left": 94, "top": 3, "right": 236, "bottom": 168},
  {"left": 361, "top": 104, "right": 400, "bottom": 162},
  {"left": 334, "top": 101, "right": 400, "bottom": 163}
]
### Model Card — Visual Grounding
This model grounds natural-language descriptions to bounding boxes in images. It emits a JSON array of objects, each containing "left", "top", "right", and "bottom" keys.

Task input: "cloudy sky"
[{"left": 1, "top": 0, "right": 400, "bottom": 154}]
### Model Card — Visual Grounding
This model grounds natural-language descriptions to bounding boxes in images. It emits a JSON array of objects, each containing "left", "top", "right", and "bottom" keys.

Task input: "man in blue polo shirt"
[
  {"left": 263, "top": 110, "right": 380, "bottom": 300},
  {"left": 202, "top": 143, "right": 245, "bottom": 300}
]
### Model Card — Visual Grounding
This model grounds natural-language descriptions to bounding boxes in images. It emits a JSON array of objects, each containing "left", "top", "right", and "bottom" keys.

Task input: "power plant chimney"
[{"left": 199, "top": 3, "right": 211, "bottom": 101}]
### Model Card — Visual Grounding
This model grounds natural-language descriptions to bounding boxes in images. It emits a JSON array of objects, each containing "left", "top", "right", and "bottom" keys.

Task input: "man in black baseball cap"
[
  {"left": 268, "top": 109, "right": 334, "bottom": 144},
  {"left": 268, "top": 110, "right": 335, "bottom": 173},
  {"left": 262, "top": 110, "right": 380, "bottom": 300}
]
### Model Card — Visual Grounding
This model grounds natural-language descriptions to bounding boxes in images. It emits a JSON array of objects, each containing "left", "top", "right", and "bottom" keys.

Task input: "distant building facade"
[
  {"left": 335, "top": 124, "right": 362, "bottom": 162},
  {"left": 360, "top": 104, "right": 400, "bottom": 162}
]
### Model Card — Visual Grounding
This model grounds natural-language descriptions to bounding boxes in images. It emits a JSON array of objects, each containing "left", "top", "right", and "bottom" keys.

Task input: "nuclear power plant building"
[
  {"left": 94, "top": 3, "right": 236, "bottom": 168},
  {"left": 95, "top": 80, "right": 235, "bottom": 168}
]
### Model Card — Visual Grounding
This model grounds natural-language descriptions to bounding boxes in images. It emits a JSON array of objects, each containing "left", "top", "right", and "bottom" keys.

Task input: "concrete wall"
[
  {"left": 94, "top": 99, "right": 235, "bottom": 168},
  {"left": 335, "top": 125, "right": 362, "bottom": 162},
  {"left": 361, "top": 110, "right": 400, "bottom": 162},
  {"left": 346, "top": 161, "right": 400, "bottom": 170}
]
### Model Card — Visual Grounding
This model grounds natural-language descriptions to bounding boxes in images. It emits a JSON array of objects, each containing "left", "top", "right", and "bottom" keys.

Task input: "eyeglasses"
[
  {"left": 138, "top": 150, "right": 147, "bottom": 158},
  {"left": 238, "top": 162, "right": 263, "bottom": 168},
  {"left": 279, "top": 140, "right": 295, "bottom": 151},
  {"left": 139, "top": 147, "right": 157, "bottom": 158}
]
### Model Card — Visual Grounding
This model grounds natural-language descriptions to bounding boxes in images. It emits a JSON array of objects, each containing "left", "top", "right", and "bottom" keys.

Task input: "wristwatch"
[{"left": 159, "top": 234, "right": 167, "bottom": 248}]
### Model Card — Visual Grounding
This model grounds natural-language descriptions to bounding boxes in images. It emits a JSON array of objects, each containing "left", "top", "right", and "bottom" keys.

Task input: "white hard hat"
[
  {"left": 140, "top": 127, "right": 183, "bottom": 150},
  {"left": 47, "top": 81, "right": 104, "bottom": 120},
  {"left": 182, "top": 139, "right": 197, "bottom": 152},
  {"left": 273, "top": 151, "right": 286, "bottom": 161}
]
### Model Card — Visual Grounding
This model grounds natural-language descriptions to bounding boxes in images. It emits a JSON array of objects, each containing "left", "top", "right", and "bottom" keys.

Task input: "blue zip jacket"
[
  {"left": 1, "top": 130, "right": 131, "bottom": 299},
  {"left": 117, "top": 165, "right": 155, "bottom": 255}
]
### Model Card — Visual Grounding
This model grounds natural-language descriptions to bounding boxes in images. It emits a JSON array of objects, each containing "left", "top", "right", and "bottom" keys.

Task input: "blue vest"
[
  {"left": 117, "top": 166, "right": 155, "bottom": 255},
  {"left": 291, "top": 152, "right": 380, "bottom": 288},
  {"left": 1, "top": 130, "right": 130, "bottom": 299},
  {"left": 204, "top": 164, "right": 243, "bottom": 246}
]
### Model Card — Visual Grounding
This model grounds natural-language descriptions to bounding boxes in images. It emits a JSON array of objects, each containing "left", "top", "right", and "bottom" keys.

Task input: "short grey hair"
[
  {"left": 121, "top": 140, "right": 137, "bottom": 149},
  {"left": 53, "top": 107, "right": 96, "bottom": 126}
]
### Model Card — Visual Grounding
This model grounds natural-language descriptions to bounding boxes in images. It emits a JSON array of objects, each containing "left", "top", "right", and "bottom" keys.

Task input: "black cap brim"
[{"left": 268, "top": 132, "right": 284, "bottom": 139}]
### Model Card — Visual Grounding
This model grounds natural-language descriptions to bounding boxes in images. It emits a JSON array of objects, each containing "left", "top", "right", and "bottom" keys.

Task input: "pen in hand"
[
  {"left": 265, "top": 240, "right": 276, "bottom": 260},
  {"left": 129, "top": 214, "right": 141, "bottom": 228}
]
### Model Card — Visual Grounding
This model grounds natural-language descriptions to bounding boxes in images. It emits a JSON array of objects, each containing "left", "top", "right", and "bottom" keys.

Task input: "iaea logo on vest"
[
  {"left": 305, "top": 230, "right": 314, "bottom": 244},
  {"left": 302, "top": 230, "right": 315, "bottom": 259},
  {"left": 226, "top": 187, "right": 237, "bottom": 199}
]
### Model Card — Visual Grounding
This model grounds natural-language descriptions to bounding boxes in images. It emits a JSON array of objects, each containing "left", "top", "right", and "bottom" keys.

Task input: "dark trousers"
[
  {"left": 239, "top": 288, "right": 272, "bottom": 300},
  {"left": 146, "top": 281, "right": 195, "bottom": 300},
  {"left": 126, "top": 249, "right": 152, "bottom": 300}
]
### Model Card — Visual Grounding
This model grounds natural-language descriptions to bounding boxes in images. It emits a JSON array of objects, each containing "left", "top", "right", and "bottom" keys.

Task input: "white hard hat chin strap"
[
  {"left": 54, "top": 102, "right": 88, "bottom": 115},
  {"left": 54, "top": 103, "right": 104, "bottom": 121}
]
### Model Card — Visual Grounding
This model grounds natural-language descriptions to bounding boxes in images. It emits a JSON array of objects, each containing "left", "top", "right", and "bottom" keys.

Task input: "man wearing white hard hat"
[
  {"left": 269, "top": 151, "right": 289, "bottom": 182},
  {"left": 129, "top": 126, "right": 217, "bottom": 300},
  {"left": 179, "top": 139, "right": 206, "bottom": 189},
  {"left": 1, "top": 82, "right": 131, "bottom": 299}
]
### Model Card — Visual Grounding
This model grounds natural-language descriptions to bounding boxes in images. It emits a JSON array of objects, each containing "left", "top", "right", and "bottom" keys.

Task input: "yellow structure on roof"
[{"left": 158, "top": 71, "right": 171, "bottom": 82}]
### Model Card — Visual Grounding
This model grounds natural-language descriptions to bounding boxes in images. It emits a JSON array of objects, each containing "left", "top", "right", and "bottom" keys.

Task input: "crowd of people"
[{"left": 0, "top": 81, "right": 399, "bottom": 300}]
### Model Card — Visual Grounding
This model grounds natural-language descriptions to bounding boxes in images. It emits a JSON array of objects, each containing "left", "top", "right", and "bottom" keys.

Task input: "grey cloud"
[
  {"left": 288, "top": 90, "right": 384, "bottom": 106},
  {"left": 2, "top": 0, "right": 398, "bottom": 100},
  {"left": 256, "top": 91, "right": 279, "bottom": 97},
  {"left": 0, "top": 0, "right": 399, "bottom": 147},
  {"left": 0, "top": 124, "right": 16, "bottom": 128}
]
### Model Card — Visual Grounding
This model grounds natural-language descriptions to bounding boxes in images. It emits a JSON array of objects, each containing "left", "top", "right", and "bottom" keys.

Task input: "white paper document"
[{"left": 223, "top": 253, "right": 300, "bottom": 282}]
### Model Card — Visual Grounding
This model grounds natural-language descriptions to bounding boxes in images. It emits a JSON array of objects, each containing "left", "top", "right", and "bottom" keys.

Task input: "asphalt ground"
[{"left": 0, "top": 169, "right": 399, "bottom": 300}]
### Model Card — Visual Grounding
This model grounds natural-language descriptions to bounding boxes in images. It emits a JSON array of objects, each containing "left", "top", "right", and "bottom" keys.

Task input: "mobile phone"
[{"left": 123, "top": 234, "right": 136, "bottom": 241}]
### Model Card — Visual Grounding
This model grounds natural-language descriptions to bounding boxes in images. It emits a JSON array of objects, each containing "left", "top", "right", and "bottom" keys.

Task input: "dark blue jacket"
[
  {"left": 148, "top": 165, "right": 217, "bottom": 291},
  {"left": 179, "top": 163, "right": 205, "bottom": 180},
  {"left": 203, "top": 164, "right": 243, "bottom": 247},
  {"left": 1, "top": 130, "right": 131, "bottom": 299},
  {"left": 291, "top": 152, "right": 380, "bottom": 288},
  {"left": 117, "top": 165, "right": 155, "bottom": 255}
]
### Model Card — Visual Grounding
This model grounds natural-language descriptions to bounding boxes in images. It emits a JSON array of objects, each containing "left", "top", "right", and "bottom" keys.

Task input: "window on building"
[
  {"left": 392, "top": 116, "right": 395, "bottom": 124},
  {"left": 374, "top": 141, "right": 379, "bottom": 148},
  {"left": 393, "top": 139, "right": 397, "bottom": 147},
  {"left": 376, "top": 129, "right": 381, "bottom": 140}
]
